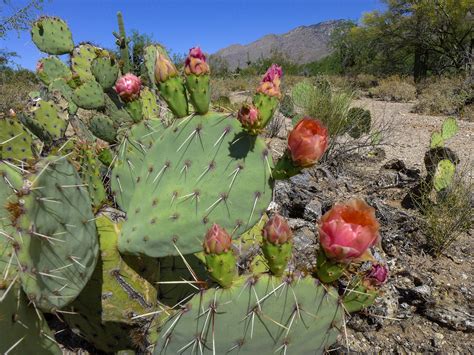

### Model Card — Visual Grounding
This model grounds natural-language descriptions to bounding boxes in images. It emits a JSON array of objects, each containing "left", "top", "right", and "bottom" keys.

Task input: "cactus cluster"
[{"left": 0, "top": 12, "right": 389, "bottom": 354}]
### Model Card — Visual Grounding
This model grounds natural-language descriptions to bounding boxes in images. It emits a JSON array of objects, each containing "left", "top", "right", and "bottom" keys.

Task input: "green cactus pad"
[
  {"left": 117, "top": 113, "right": 273, "bottom": 258},
  {"left": 95, "top": 215, "right": 158, "bottom": 323},
  {"left": 48, "top": 78, "right": 78, "bottom": 114},
  {"left": 105, "top": 94, "right": 134, "bottom": 124},
  {"left": 205, "top": 251, "right": 237, "bottom": 288},
  {"left": 185, "top": 74, "right": 210, "bottom": 115},
  {"left": 140, "top": 87, "right": 160, "bottom": 119},
  {"left": 441, "top": 117, "right": 458, "bottom": 140},
  {"left": 0, "top": 117, "right": 35, "bottom": 162},
  {"left": 14, "top": 157, "right": 98, "bottom": 312},
  {"left": 291, "top": 81, "right": 315, "bottom": 108},
  {"left": 158, "top": 76, "right": 189, "bottom": 118},
  {"left": 37, "top": 56, "right": 72, "bottom": 85},
  {"left": 430, "top": 131, "right": 444, "bottom": 149},
  {"left": 261, "top": 240, "right": 292, "bottom": 277},
  {"left": 253, "top": 93, "right": 279, "bottom": 128},
  {"left": 23, "top": 100, "right": 68, "bottom": 143},
  {"left": 315, "top": 249, "right": 346, "bottom": 284},
  {"left": 89, "top": 114, "right": 117, "bottom": 143},
  {"left": 80, "top": 148, "right": 107, "bottom": 210},
  {"left": 0, "top": 163, "right": 23, "bottom": 283},
  {"left": 433, "top": 159, "right": 456, "bottom": 192},
  {"left": 31, "top": 17, "right": 74, "bottom": 55},
  {"left": 157, "top": 255, "right": 209, "bottom": 306},
  {"left": 155, "top": 275, "right": 343, "bottom": 354},
  {"left": 125, "top": 100, "right": 143, "bottom": 123},
  {"left": 91, "top": 56, "right": 120, "bottom": 89},
  {"left": 72, "top": 80, "right": 105, "bottom": 109},
  {"left": 71, "top": 44, "right": 107, "bottom": 82},
  {"left": 343, "top": 282, "right": 378, "bottom": 313},
  {"left": 0, "top": 283, "right": 61, "bottom": 354},
  {"left": 111, "top": 119, "right": 166, "bottom": 210}
]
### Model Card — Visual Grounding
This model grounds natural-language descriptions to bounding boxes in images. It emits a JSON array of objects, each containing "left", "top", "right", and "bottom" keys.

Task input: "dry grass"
[
  {"left": 0, "top": 70, "right": 38, "bottom": 114},
  {"left": 368, "top": 75, "right": 416, "bottom": 102},
  {"left": 413, "top": 75, "right": 471, "bottom": 116}
]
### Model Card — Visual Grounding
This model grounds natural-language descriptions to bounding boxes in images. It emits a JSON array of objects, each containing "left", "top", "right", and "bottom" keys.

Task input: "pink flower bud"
[
  {"left": 366, "top": 264, "right": 388, "bottom": 286},
  {"left": 319, "top": 199, "right": 380, "bottom": 263},
  {"left": 114, "top": 73, "right": 141, "bottom": 102},
  {"left": 263, "top": 214, "right": 292, "bottom": 245},
  {"left": 237, "top": 104, "right": 260, "bottom": 129},
  {"left": 184, "top": 46, "right": 210, "bottom": 76},
  {"left": 154, "top": 51, "right": 178, "bottom": 83},
  {"left": 256, "top": 64, "right": 282, "bottom": 98},
  {"left": 203, "top": 224, "right": 232, "bottom": 254},
  {"left": 287, "top": 118, "right": 328, "bottom": 167}
]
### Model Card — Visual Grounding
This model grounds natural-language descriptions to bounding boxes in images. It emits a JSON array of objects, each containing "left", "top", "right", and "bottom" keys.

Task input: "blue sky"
[{"left": 2, "top": 0, "right": 385, "bottom": 70}]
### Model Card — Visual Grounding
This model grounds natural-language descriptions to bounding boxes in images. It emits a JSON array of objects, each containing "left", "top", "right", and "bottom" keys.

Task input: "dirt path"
[{"left": 354, "top": 98, "right": 474, "bottom": 176}]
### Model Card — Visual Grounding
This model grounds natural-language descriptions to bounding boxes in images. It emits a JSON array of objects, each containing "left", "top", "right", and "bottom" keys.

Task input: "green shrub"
[
  {"left": 346, "top": 107, "right": 371, "bottom": 138},
  {"left": 279, "top": 94, "right": 294, "bottom": 118}
]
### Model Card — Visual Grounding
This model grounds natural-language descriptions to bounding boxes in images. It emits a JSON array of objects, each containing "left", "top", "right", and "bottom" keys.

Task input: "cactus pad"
[
  {"left": 89, "top": 114, "right": 117, "bottom": 143},
  {"left": 49, "top": 78, "right": 78, "bottom": 114},
  {"left": 37, "top": 56, "right": 72, "bottom": 85},
  {"left": 433, "top": 159, "right": 456, "bottom": 192},
  {"left": 71, "top": 44, "right": 105, "bottom": 82},
  {"left": 155, "top": 275, "right": 343, "bottom": 354},
  {"left": 441, "top": 117, "right": 458, "bottom": 140},
  {"left": 117, "top": 113, "right": 273, "bottom": 258},
  {"left": 31, "top": 17, "right": 74, "bottom": 55},
  {"left": 72, "top": 80, "right": 105, "bottom": 109},
  {"left": 91, "top": 56, "right": 119, "bottom": 89},
  {"left": 22, "top": 100, "right": 68, "bottom": 143},
  {"left": 0, "top": 117, "right": 35, "bottom": 162},
  {"left": 111, "top": 119, "right": 166, "bottom": 210},
  {"left": 14, "top": 157, "right": 98, "bottom": 311},
  {"left": 0, "top": 283, "right": 61, "bottom": 354},
  {"left": 140, "top": 87, "right": 160, "bottom": 119}
]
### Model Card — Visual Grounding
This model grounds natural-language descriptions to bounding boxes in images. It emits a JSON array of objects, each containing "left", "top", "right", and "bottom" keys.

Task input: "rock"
[
  {"left": 423, "top": 305, "right": 474, "bottom": 332},
  {"left": 303, "top": 198, "right": 322, "bottom": 222},
  {"left": 413, "top": 285, "right": 431, "bottom": 298},
  {"left": 288, "top": 218, "right": 317, "bottom": 271}
]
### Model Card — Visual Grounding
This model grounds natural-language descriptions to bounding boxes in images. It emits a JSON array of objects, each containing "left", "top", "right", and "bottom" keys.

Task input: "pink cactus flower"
[
  {"left": 319, "top": 199, "right": 380, "bottom": 263},
  {"left": 366, "top": 264, "right": 389, "bottom": 286},
  {"left": 203, "top": 224, "right": 232, "bottom": 255},
  {"left": 256, "top": 64, "right": 282, "bottom": 98},
  {"left": 237, "top": 104, "right": 260, "bottom": 129},
  {"left": 114, "top": 73, "right": 141, "bottom": 102},
  {"left": 263, "top": 214, "right": 293, "bottom": 245},
  {"left": 287, "top": 118, "right": 328, "bottom": 167},
  {"left": 185, "top": 46, "right": 210, "bottom": 75}
]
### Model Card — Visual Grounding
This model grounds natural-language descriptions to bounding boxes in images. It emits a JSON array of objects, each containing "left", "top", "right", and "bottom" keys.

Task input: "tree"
[
  {"left": 331, "top": 0, "right": 474, "bottom": 80},
  {"left": 0, "top": 0, "right": 44, "bottom": 38}
]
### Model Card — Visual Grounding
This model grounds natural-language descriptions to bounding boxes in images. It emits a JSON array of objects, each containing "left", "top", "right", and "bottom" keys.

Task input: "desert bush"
[
  {"left": 417, "top": 171, "right": 473, "bottom": 256},
  {"left": 279, "top": 94, "right": 294, "bottom": 118},
  {"left": 352, "top": 74, "right": 379, "bottom": 89},
  {"left": 414, "top": 75, "right": 471, "bottom": 116},
  {"left": 211, "top": 76, "right": 259, "bottom": 101},
  {"left": 368, "top": 75, "right": 416, "bottom": 102},
  {"left": 0, "top": 68, "right": 38, "bottom": 114}
]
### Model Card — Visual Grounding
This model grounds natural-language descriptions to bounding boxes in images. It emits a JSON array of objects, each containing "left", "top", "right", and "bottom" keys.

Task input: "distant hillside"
[{"left": 212, "top": 20, "right": 343, "bottom": 71}]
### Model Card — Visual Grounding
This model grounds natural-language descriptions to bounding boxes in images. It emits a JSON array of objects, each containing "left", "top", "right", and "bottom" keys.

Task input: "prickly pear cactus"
[
  {"left": 155, "top": 275, "right": 343, "bottom": 354},
  {"left": 13, "top": 157, "right": 99, "bottom": 311},
  {"left": 0, "top": 283, "right": 61, "bottom": 354},
  {"left": 0, "top": 116, "right": 36, "bottom": 162},
  {"left": 31, "top": 16, "right": 74, "bottom": 55},
  {"left": 116, "top": 113, "right": 273, "bottom": 258}
]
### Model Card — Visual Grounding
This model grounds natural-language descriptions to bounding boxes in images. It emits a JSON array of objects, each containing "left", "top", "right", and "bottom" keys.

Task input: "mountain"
[{"left": 212, "top": 20, "right": 343, "bottom": 71}]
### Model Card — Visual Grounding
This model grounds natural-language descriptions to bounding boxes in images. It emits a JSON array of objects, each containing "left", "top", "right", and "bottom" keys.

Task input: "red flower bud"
[
  {"left": 287, "top": 118, "right": 328, "bottom": 167},
  {"left": 184, "top": 46, "right": 210, "bottom": 76},
  {"left": 203, "top": 224, "right": 232, "bottom": 254},
  {"left": 154, "top": 51, "right": 178, "bottom": 83},
  {"left": 237, "top": 104, "right": 260, "bottom": 129},
  {"left": 319, "top": 199, "right": 380, "bottom": 263},
  {"left": 114, "top": 73, "right": 141, "bottom": 102},
  {"left": 263, "top": 214, "right": 293, "bottom": 245},
  {"left": 366, "top": 264, "right": 388, "bottom": 286}
]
